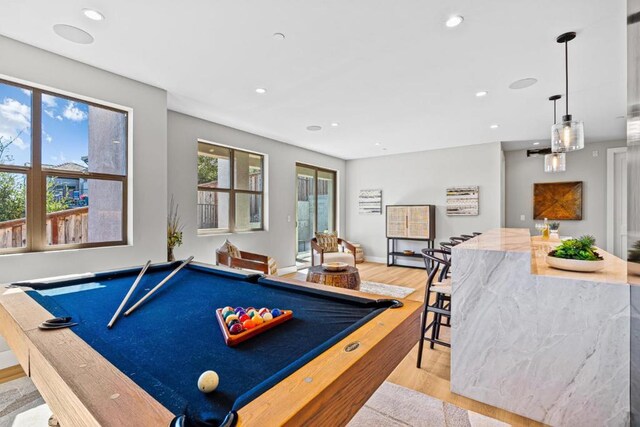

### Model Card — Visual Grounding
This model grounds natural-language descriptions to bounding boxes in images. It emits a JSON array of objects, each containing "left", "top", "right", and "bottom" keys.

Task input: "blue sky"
[{"left": 0, "top": 81, "right": 88, "bottom": 167}]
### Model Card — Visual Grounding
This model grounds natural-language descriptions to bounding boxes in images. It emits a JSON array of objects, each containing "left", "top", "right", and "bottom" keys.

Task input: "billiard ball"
[
  {"left": 197, "top": 370, "right": 219, "bottom": 393},
  {"left": 228, "top": 319, "right": 240, "bottom": 328},
  {"left": 223, "top": 306, "right": 234, "bottom": 313},
  {"left": 262, "top": 312, "right": 273, "bottom": 321},
  {"left": 225, "top": 314, "right": 239, "bottom": 324},
  {"left": 222, "top": 309, "right": 234, "bottom": 319},
  {"left": 271, "top": 308, "right": 282, "bottom": 318},
  {"left": 229, "top": 323, "right": 244, "bottom": 335},
  {"left": 239, "top": 314, "right": 250, "bottom": 322},
  {"left": 236, "top": 310, "right": 247, "bottom": 316},
  {"left": 251, "top": 315, "right": 264, "bottom": 325},
  {"left": 258, "top": 308, "right": 269, "bottom": 316},
  {"left": 243, "top": 319, "right": 256, "bottom": 329},
  {"left": 234, "top": 307, "right": 244, "bottom": 313}
]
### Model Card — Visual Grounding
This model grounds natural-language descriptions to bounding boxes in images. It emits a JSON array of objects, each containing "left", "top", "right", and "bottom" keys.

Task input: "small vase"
[{"left": 168, "top": 247, "right": 175, "bottom": 262}]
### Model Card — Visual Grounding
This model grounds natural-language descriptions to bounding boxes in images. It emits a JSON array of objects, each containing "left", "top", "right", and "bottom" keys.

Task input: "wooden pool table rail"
[{"left": 0, "top": 265, "right": 421, "bottom": 427}]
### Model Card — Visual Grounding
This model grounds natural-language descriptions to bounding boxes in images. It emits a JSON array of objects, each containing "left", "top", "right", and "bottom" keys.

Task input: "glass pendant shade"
[
  {"left": 551, "top": 117, "right": 584, "bottom": 152},
  {"left": 544, "top": 152, "right": 566, "bottom": 173}
]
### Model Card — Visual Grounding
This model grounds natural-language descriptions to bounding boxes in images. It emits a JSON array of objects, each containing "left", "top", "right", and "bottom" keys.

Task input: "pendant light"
[
  {"left": 545, "top": 95, "right": 567, "bottom": 172},
  {"left": 551, "top": 32, "right": 584, "bottom": 152}
]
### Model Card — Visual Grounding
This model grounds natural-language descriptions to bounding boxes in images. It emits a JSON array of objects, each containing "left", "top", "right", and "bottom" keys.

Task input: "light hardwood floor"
[{"left": 288, "top": 262, "right": 544, "bottom": 427}]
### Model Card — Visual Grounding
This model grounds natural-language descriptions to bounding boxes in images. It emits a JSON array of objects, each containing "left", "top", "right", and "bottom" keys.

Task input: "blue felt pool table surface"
[{"left": 24, "top": 263, "right": 393, "bottom": 426}]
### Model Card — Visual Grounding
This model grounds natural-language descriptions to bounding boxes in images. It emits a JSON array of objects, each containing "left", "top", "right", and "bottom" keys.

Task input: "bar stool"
[
  {"left": 460, "top": 234, "right": 475, "bottom": 240},
  {"left": 417, "top": 249, "right": 452, "bottom": 368},
  {"left": 449, "top": 236, "right": 467, "bottom": 244}
]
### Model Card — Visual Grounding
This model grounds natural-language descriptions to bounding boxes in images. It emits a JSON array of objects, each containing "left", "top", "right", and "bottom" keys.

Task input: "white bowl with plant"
[{"left": 546, "top": 235, "right": 605, "bottom": 273}]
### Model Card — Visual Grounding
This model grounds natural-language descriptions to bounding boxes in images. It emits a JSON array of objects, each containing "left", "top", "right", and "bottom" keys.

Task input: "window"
[
  {"left": 197, "top": 142, "right": 264, "bottom": 232},
  {"left": 0, "top": 79, "right": 128, "bottom": 253}
]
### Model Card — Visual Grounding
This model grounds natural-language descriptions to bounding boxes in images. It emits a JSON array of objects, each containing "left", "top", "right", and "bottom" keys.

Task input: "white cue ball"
[{"left": 197, "top": 370, "right": 219, "bottom": 393}]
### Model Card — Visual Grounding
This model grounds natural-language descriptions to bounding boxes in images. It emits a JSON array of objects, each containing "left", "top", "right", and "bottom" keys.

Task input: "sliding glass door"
[{"left": 295, "top": 164, "right": 336, "bottom": 266}]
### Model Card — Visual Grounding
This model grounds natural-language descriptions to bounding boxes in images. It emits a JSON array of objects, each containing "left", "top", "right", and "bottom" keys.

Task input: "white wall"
[
  {"left": 345, "top": 142, "right": 503, "bottom": 264},
  {"left": 167, "top": 111, "right": 346, "bottom": 270},
  {"left": 504, "top": 140, "right": 626, "bottom": 245},
  {"left": 0, "top": 36, "right": 168, "bottom": 285}
]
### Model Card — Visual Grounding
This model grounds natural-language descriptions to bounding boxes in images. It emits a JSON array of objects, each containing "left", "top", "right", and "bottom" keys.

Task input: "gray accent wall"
[
  {"left": 504, "top": 140, "right": 626, "bottom": 246},
  {"left": 345, "top": 142, "right": 503, "bottom": 264},
  {"left": 167, "top": 111, "right": 346, "bottom": 270}
]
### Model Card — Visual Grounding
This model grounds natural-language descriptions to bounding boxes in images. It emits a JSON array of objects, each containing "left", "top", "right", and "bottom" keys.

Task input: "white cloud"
[
  {"left": 20, "top": 89, "right": 31, "bottom": 96},
  {"left": 63, "top": 101, "right": 87, "bottom": 122},
  {"left": 42, "top": 131, "right": 53, "bottom": 143},
  {"left": 0, "top": 98, "right": 31, "bottom": 128},
  {"left": 56, "top": 115, "right": 63, "bottom": 121},
  {"left": 12, "top": 137, "right": 28, "bottom": 150},
  {"left": 44, "top": 109, "right": 54, "bottom": 119},
  {"left": 42, "top": 94, "right": 57, "bottom": 108}
]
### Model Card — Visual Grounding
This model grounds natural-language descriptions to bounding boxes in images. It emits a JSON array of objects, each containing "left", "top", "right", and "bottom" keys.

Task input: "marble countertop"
[{"left": 456, "top": 228, "right": 628, "bottom": 285}]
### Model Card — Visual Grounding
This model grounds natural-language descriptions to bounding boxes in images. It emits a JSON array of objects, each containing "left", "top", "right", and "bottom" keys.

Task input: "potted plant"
[
  {"left": 549, "top": 221, "right": 560, "bottom": 238},
  {"left": 546, "top": 235, "right": 605, "bottom": 272},
  {"left": 629, "top": 240, "right": 640, "bottom": 276},
  {"left": 167, "top": 196, "right": 183, "bottom": 262}
]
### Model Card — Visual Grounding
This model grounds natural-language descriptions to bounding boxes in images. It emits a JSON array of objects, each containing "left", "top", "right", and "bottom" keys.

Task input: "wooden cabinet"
[
  {"left": 386, "top": 205, "right": 436, "bottom": 269},
  {"left": 386, "top": 205, "right": 435, "bottom": 239}
]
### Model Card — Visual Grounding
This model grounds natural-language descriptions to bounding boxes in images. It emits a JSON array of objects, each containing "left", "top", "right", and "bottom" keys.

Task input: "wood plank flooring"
[{"left": 287, "top": 262, "right": 544, "bottom": 427}]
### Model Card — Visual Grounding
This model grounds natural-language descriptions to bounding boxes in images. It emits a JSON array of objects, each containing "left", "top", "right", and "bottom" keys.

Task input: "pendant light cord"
[{"left": 565, "top": 41, "right": 569, "bottom": 117}]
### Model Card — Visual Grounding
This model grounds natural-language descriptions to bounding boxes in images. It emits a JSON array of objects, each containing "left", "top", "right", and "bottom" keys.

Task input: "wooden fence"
[{"left": 0, "top": 206, "right": 89, "bottom": 249}]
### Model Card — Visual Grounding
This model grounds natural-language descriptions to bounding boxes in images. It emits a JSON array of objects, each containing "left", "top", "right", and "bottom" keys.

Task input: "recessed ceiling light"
[
  {"left": 509, "top": 78, "right": 538, "bottom": 90},
  {"left": 273, "top": 33, "right": 285, "bottom": 40},
  {"left": 255, "top": 88, "right": 267, "bottom": 94},
  {"left": 330, "top": 122, "right": 339, "bottom": 127},
  {"left": 475, "top": 91, "right": 488, "bottom": 97},
  {"left": 445, "top": 15, "right": 464, "bottom": 28},
  {"left": 490, "top": 124, "right": 499, "bottom": 129},
  {"left": 533, "top": 142, "right": 540, "bottom": 146},
  {"left": 53, "top": 24, "right": 94, "bottom": 44},
  {"left": 306, "top": 125, "right": 322, "bottom": 131},
  {"left": 82, "top": 8, "right": 105, "bottom": 21}
]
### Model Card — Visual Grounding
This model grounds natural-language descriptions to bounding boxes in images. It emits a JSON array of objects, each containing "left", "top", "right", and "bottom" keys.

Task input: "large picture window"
[
  {"left": 197, "top": 141, "right": 264, "bottom": 232},
  {"left": 0, "top": 79, "right": 128, "bottom": 253}
]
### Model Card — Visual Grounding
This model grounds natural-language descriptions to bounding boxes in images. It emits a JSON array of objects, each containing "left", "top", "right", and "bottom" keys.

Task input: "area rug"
[
  {"left": 0, "top": 376, "right": 49, "bottom": 427},
  {"left": 359, "top": 280, "right": 415, "bottom": 299},
  {"left": 348, "top": 381, "right": 510, "bottom": 427},
  {"left": 0, "top": 378, "right": 509, "bottom": 427}
]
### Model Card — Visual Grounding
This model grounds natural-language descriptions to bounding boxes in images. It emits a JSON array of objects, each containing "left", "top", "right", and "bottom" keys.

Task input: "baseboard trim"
[
  {"left": 277, "top": 266, "right": 298, "bottom": 276},
  {"left": 0, "top": 364, "right": 25, "bottom": 384}
]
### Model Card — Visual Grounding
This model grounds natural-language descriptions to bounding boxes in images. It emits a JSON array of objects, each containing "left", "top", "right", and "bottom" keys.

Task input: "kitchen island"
[{"left": 451, "top": 228, "right": 629, "bottom": 426}]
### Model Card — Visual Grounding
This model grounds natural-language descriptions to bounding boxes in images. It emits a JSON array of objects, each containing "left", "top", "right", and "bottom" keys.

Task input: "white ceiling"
[{"left": 0, "top": 0, "right": 627, "bottom": 159}]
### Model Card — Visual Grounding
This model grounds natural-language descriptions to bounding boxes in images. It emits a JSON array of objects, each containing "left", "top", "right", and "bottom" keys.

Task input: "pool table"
[{"left": 0, "top": 261, "right": 421, "bottom": 427}]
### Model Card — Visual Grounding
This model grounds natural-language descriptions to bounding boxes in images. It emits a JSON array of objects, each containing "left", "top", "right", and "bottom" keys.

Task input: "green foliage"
[
  {"left": 0, "top": 173, "right": 25, "bottom": 222},
  {"left": 167, "top": 196, "right": 183, "bottom": 250},
  {"left": 629, "top": 241, "right": 640, "bottom": 263},
  {"left": 198, "top": 156, "right": 218, "bottom": 184},
  {"left": 549, "top": 235, "right": 603, "bottom": 261},
  {"left": 0, "top": 174, "right": 71, "bottom": 223}
]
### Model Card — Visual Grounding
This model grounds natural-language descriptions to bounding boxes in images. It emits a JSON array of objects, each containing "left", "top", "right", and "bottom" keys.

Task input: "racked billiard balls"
[
  {"left": 251, "top": 315, "right": 264, "bottom": 325},
  {"left": 243, "top": 319, "right": 256, "bottom": 330},
  {"left": 271, "top": 308, "right": 282, "bottom": 318},
  {"left": 239, "top": 313, "right": 250, "bottom": 322},
  {"left": 262, "top": 312, "right": 273, "bottom": 321},
  {"left": 229, "top": 323, "right": 244, "bottom": 335}
]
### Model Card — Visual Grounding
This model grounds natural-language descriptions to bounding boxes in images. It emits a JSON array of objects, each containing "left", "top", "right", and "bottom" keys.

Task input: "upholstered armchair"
[
  {"left": 311, "top": 236, "right": 357, "bottom": 267},
  {"left": 216, "top": 240, "right": 277, "bottom": 275}
]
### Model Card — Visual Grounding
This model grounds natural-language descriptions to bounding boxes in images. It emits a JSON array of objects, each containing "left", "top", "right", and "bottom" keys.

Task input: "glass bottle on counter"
[{"left": 542, "top": 218, "right": 550, "bottom": 239}]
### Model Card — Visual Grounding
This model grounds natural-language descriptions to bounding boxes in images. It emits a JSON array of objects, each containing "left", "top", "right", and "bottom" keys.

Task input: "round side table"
[{"left": 306, "top": 265, "right": 361, "bottom": 290}]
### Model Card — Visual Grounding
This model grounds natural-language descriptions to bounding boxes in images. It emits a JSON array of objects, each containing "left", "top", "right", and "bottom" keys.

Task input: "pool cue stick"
[
  {"left": 124, "top": 256, "right": 194, "bottom": 317},
  {"left": 107, "top": 260, "right": 151, "bottom": 329}
]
